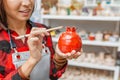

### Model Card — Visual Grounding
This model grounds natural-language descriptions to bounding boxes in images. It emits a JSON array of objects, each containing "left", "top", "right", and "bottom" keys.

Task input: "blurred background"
[{"left": 31, "top": 0, "right": 120, "bottom": 80}]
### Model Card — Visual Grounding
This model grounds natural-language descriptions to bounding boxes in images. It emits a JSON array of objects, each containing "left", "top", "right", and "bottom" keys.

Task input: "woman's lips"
[{"left": 19, "top": 9, "right": 31, "bottom": 16}]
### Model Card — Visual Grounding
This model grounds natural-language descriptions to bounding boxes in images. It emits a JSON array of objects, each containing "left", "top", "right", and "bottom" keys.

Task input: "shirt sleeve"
[
  {"left": 0, "top": 51, "right": 23, "bottom": 80},
  {"left": 0, "top": 68, "right": 22, "bottom": 80},
  {"left": 50, "top": 59, "right": 68, "bottom": 80}
]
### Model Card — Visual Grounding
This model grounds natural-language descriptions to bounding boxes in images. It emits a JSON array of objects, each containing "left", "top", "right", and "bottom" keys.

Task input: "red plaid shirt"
[{"left": 0, "top": 23, "right": 67, "bottom": 80}]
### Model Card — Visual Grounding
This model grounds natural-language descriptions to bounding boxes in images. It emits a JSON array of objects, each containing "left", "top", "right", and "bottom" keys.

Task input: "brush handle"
[{"left": 15, "top": 26, "right": 63, "bottom": 39}]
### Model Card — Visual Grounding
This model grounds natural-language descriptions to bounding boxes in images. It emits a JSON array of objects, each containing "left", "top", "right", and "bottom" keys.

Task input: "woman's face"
[{"left": 3, "top": 0, "right": 35, "bottom": 22}]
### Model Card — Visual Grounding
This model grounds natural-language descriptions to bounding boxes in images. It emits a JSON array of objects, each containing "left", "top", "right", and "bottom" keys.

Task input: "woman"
[{"left": 0, "top": 0, "right": 81, "bottom": 80}]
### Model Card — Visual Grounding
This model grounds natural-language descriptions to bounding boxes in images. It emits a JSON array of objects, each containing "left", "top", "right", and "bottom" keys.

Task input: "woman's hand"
[
  {"left": 18, "top": 27, "right": 49, "bottom": 79},
  {"left": 55, "top": 44, "right": 82, "bottom": 60},
  {"left": 27, "top": 27, "right": 49, "bottom": 61},
  {"left": 54, "top": 44, "right": 82, "bottom": 70}
]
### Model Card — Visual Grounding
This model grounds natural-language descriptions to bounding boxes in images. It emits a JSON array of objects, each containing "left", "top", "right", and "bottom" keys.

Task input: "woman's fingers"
[
  {"left": 30, "top": 27, "right": 49, "bottom": 38},
  {"left": 66, "top": 50, "right": 76, "bottom": 60},
  {"left": 28, "top": 27, "right": 50, "bottom": 44},
  {"left": 72, "top": 52, "right": 81, "bottom": 59},
  {"left": 65, "top": 50, "right": 81, "bottom": 60},
  {"left": 56, "top": 44, "right": 82, "bottom": 60}
]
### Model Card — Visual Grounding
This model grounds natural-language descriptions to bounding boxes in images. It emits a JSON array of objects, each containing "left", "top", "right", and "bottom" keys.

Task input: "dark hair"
[{"left": 0, "top": 0, "right": 7, "bottom": 27}]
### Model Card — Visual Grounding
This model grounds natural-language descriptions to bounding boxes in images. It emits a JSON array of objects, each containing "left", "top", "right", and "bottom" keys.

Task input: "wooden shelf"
[
  {"left": 42, "top": 15, "right": 120, "bottom": 21},
  {"left": 68, "top": 60, "right": 119, "bottom": 71}
]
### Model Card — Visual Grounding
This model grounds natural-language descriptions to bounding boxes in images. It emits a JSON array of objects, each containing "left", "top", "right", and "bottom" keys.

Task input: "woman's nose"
[{"left": 22, "top": 0, "right": 31, "bottom": 6}]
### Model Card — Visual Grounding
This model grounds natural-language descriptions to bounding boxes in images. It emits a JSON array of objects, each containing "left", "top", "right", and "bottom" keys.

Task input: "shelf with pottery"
[
  {"left": 84, "top": 0, "right": 120, "bottom": 7},
  {"left": 59, "top": 61, "right": 119, "bottom": 80},
  {"left": 41, "top": 14, "right": 120, "bottom": 52},
  {"left": 67, "top": 50, "right": 119, "bottom": 80},
  {"left": 67, "top": 51, "right": 117, "bottom": 71},
  {"left": 65, "top": 61, "right": 119, "bottom": 80},
  {"left": 68, "top": 60, "right": 118, "bottom": 71},
  {"left": 59, "top": 66, "right": 114, "bottom": 80},
  {"left": 41, "top": 9, "right": 120, "bottom": 80},
  {"left": 41, "top": 15, "right": 120, "bottom": 80},
  {"left": 42, "top": 23, "right": 120, "bottom": 80}
]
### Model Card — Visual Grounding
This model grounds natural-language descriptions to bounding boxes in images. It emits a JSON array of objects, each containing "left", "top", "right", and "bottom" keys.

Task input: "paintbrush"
[{"left": 15, "top": 26, "right": 63, "bottom": 39}]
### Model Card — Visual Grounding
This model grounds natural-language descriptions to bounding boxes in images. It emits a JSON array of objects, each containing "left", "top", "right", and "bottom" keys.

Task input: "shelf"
[
  {"left": 84, "top": 4, "right": 120, "bottom": 7},
  {"left": 42, "top": 15, "right": 120, "bottom": 21},
  {"left": 81, "top": 40, "right": 120, "bottom": 47},
  {"left": 52, "top": 37, "right": 120, "bottom": 47},
  {"left": 68, "top": 60, "right": 118, "bottom": 71},
  {"left": 110, "top": 4, "right": 120, "bottom": 7}
]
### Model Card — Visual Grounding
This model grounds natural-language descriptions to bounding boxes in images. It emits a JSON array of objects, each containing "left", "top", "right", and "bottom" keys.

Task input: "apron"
[
  {"left": 12, "top": 44, "right": 50, "bottom": 80},
  {"left": 30, "top": 45, "right": 50, "bottom": 80},
  {"left": 9, "top": 21, "right": 52, "bottom": 80}
]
